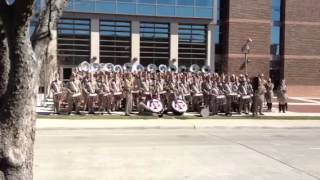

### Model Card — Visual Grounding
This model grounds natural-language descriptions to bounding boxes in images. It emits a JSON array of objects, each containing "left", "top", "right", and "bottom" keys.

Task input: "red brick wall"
[
  {"left": 221, "top": 0, "right": 272, "bottom": 77},
  {"left": 283, "top": 0, "right": 320, "bottom": 96}
]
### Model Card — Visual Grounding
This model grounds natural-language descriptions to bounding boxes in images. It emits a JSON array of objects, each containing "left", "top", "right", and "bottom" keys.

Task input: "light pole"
[{"left": 241, "top": 38, "right": 253, "bottom": 75}]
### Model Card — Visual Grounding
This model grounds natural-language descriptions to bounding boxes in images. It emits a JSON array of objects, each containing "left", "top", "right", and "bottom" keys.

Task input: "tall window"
[
  {"left": 100, "top": 20, "right": 131, "bottom": 64},
  {"left": 57, "top": 18, "right": 91, "bottom": 66},
  {"left": 65, "top": 0, "right": 213, "bottom": 19},
  {"left": 270, "top": 0, "right": 282, "bottom": 86},
  {"left": 140, "top": 22, "right": 170, "bottom": 66},
  {"left": 178, "top": 24, "right": 207, "bottom": 67}
]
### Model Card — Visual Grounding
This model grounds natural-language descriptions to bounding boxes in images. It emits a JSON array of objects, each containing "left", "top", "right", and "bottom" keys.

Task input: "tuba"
[
  {"left": 105, "top": 63, "right": 114, "bottom": 72},
  {"left": 189, "top": 64, "right": 200, "bottom": 73},
  {"left": 135, "top": 64, "right": 145, "bottom": 72},
  {"left": 78, "top": 61, "right": 90, "bottom": 72},
  {"left": 178, "top": 65, "right": 187, "bottom": 73},
  {"left": 89, "top": 63, "right": 100, "bottom": 73},
  {"left": 113, "top": 65, "right": 123, "bottom": 73},
  {"left": 147, "top": 64, "right": 158, "bottom": 73},
  {"left": 123, "top": 63, "right": 133, "bottom": 73},
  {"left": 201, "top": 65, "right": 211, "bottom": 74},
  {"left": 158, "top": 64, "right": 168, "bottom": 73},
  {"left": 169, "top": 65, "right": 178, "bottom": 73}
]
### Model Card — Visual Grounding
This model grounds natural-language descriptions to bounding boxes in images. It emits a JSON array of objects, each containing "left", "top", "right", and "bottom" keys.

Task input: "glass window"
[
  {"left": 195, "top": 8, "right": 212, "bottom": 18},
  {"left": 138, "top": 0, "right": 156, "bottom": 4},
  {"left": 118, "top": 0, "right": 136, "bottom": 2},
  {"left": 195, "top": 0, "right": 212, "bottom": 7},
  {"left": 177, "top": 0, "right": 194, "bottom": 6},
  {"left": 118, "top": 3, "right": 136, "bottom": 14},
  {"left": 157, "top": 5, "right": 175, "bottom": 16},
  {"left": 176, "top": 7, "right": 194, "bottom": 17},
  {"left": 74, "top": 1, "right": 95, "bottom": 12},
  {"left": 138, "top": 4, "right": 156, "bottom": 15},
  {"left": 272, "top": 0, "right": 281, "bottom": 21},
  {"left": 95, "top": 2, "right": 116, "bottom": 13},
  {"left": 157, "top": 0, "right": 175, "bottom": 5}
]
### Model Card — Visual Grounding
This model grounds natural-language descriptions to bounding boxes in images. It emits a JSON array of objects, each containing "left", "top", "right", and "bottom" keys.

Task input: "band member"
[
  {"left": 67, "top": 73, "right": 82, "bottom": 115},
  {"left": 83, "top": 74, "right": 98, "bottom": 114},
  {"left": 190, "top": 76, "right": 203, "bottom": 112},
  {"left": 97, "top": 73, "right": 112, "bottom": 114},
  {"left": 202, "top": 75, "right": 212, "bottom": 107},
  {"left": 238, "top": 76, "right": 251, "bottom": 114},
  {"left": 132, "top": 73, "right": 141, "bottom": 110},
  {"left": 210, "top": 81, "right": 221, "bottom": 115},
  {"left": 222, "top": 77, "right": 233, "bottom": 116},
  {"left": 277, "top": 79, "right": 288, "bottom": 113},
  {"left": 265, "top": 78, "right": 274, "bottom": 112},
  {"left": 252, "top": 77, "right": 267, "bottom": 116},
  {"left": 111, "top": 73, "right": 123, "bottom": 111},
  {"left": 123, "top": 73, "right": 134, "bottom": 116},
  {"left": 50, "top": 74, "right": 63, "bottom": 114}
]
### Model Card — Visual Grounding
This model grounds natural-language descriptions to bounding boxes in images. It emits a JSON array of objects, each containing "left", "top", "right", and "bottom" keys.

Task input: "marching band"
[{"left": 50, "top": 61, "right": 283, "bottom": 117}]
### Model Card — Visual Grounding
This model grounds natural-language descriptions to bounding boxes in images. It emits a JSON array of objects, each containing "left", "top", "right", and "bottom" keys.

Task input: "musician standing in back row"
[
  {"left": 51, "top": 74, "right": 63, "bottom": 114},
  {"left": 124, "top": 73, "right": 134, "bottom": 116}
]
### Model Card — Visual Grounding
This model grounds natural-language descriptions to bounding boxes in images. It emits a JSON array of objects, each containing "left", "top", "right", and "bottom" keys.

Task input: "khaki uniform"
[
  {"left": 253, "top": 85, "right": 266, "bottom": 116},
  {"left": 124, "top": 77, "right": 134, "bottom": 115},
  {"left": 67, "top": 79, "right": 82, "bottom": 114},
  {"left": 51, "top": 80, "right": 63, "bottom": 114}
]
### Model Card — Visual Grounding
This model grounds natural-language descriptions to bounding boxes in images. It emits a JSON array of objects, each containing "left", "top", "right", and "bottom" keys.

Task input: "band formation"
[{"left": 50, "top": 62, "right": 288, "bottom": 117}]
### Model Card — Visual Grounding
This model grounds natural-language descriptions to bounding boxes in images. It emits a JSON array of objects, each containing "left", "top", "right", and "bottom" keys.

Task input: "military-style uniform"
[
  {"left": 265, "top": 80, "right": 274, "bottom": 111},
  {"left": 253, "top": 83, "right": 267, "bottom": 116},
  {"left": 124, "top": 75, "right": 134, "bottom": 116},
  {"left": 67, "top": 77, "right": 82, "bottom": 114},
  {"left": 277, "top": 80, "right": 288, "bottom": 113},
  {"left": 51, "top": 79, "right": 63, "bottom": 114}
]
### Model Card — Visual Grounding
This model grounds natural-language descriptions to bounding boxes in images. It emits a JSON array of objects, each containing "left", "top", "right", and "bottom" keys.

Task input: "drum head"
[
  {"left": 200, "top": 108, "right": 210, "bottom": 117},
  {"left": 172, "top": 99, "right": 188, "bottom": 113},
  {"left": 147, "top": 99, "right": 163, "bottom": 113}
]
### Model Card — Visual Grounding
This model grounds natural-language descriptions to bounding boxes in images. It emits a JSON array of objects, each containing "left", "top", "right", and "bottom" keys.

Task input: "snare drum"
[
  {"left": 216, "top": 95, "right": 226, "bottom": 105},
  {"left": 159, "top": 91, "right": 167, "bottom": 95},
  {"left": 242, "top": 95, "right": 251, "bottom": 100},
  {"left": 229, "top": 93, "right": 239, "bottom": 103},
  {"left": 194, "top": 93, "right": 203, "bottom": 97},
  {"left": 114, "top": 92, "right": 122, "bottom": 96},
  {"left": 89, "top": 93, "right": 97, "bottom": 97},
  {"left": 147, "top": 99, "right": 163, "bottom": 113},
  {"left": 72, "top": 92, "right": 81, "bottom": 98},
  {"left": 172, "top": 99, "right": 188, "bottom": 115},
  {"left": 132, "top": 90, "right": 139, "bottom": 94}
]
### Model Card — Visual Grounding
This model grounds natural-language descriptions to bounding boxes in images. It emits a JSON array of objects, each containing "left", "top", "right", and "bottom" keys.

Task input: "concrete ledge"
[{"left": 36, "top": 119, "right": 320, "bottom": 130}]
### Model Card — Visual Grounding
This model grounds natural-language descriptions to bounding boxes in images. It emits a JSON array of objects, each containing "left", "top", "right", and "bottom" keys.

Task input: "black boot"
[{"left": 279, "top": 104, "right": 282, "bottom": 113}]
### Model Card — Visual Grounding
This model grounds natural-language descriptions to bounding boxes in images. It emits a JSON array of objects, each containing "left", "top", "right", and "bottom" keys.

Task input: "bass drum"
[
  {"left": 172, "top": 99, "right": 188, "bottom": 116},
  {"left": 147, "top": 99, "right": 164, "bottom": 113}
]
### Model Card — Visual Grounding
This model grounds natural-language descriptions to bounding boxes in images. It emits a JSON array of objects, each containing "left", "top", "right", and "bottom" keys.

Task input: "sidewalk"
[{"left": 36, "top": 119, "right": 320, "bottom": 130}]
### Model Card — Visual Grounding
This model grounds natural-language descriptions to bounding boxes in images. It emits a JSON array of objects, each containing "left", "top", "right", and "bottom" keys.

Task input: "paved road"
[{"left": 34, "top": 128, "right": 320, "bottom": 180}]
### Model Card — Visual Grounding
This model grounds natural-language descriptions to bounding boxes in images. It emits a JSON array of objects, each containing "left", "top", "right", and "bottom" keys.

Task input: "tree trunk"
[
  {"left": 0, "top": 23, "right": 9, "bottom": 107},
  {"left": 0, "top": 1, "right": 38, "bottom": 179}
]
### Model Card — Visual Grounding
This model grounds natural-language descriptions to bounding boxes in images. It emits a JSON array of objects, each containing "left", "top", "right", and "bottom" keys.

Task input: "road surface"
[{"left": 34, "top": 128, "right": 320, "bottom": 180}]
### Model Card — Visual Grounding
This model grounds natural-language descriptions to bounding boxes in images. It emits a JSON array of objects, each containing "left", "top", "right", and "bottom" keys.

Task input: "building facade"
[{"left": 42, "top": 0, "right": 320, "bottom": 96}]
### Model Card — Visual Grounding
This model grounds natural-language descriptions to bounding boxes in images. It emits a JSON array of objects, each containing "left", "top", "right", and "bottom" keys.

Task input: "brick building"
[
  {"left": 36, "top": 0, "right": 320, "bottom": 96},
  {"left": 216, "top": 0, "right": 320, "bottom": 96}
]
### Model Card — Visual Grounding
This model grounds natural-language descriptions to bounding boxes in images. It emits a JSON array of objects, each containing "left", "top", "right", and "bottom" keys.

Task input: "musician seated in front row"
[{"left": 67, "top": 73, "right": 82, "bottom": 115}]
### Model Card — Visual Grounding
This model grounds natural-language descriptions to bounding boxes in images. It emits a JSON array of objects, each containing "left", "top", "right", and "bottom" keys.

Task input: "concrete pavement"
[{"left": 34, "top": 128, "right": 320, "bottom": 180}]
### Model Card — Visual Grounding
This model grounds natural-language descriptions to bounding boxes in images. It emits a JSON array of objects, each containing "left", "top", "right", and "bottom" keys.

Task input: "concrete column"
[
  {"left": 131, "top": 20, "right": 140, "bottom": 66},
  {"left": 90, "top": 18, "right": 100, "bottom": 63},
  {"left": 207, "top": 23, "right": 215, "bottom": 72},
  {"left": 170, "top": 22, "right": 179, "bottom": 67}
]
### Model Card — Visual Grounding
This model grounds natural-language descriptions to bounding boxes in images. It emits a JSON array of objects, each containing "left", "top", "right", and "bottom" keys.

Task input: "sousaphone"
[
  {"left": 147, "top": 64, "right": 158, "bottom": 73},
  {"left": 159, "top": 64, "right": 168, "bottom": 73}
]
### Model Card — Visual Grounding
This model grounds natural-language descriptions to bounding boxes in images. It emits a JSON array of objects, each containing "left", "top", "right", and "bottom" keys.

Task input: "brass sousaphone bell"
[
  {"left": 158, "top": 64, "right": 168, "bottom": 73},
  {"left": 135, "top": 64, "right": 145, "bottom": 72},
  {"left": 178, "top": 65, "right": 187, "bottom": 73},
  {"left": 147, "top": 64, "right": 158, "bottom": 73},
  {"left": 78, "top": 61, "right": 90, "bottom": 72},
  {"left": 189, "top": 64, "right": 200, "bottom": 73},
  {"left": 104, "top": 63, "right": 114, "bottom": 72},
  {"left": 169, "top": 64, "right": 178, "bottom": 73},
  {"left": 201, "top": 65, "right": 211, "bottom": 74},
  {"left": 123, "top": 63, "right": 133, "bottom": 73},
  {"left": 113, "top": 65, "right": 123, "bottom": 73}
]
